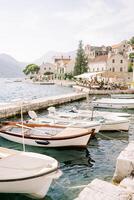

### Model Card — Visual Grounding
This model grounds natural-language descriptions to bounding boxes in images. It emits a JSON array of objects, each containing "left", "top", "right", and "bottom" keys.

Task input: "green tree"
[
  {"left": 128, "top": 36, "right": 134, "bottom": 45},
  {"left": 74, "top": 40, "right": 88, "bottom": 76},
  {"left": 129, "top": 53, "right": 134, "bottom": 59},
  {"left": 23, "top": 64, "right": 40, "bottom": 75},
  {"left": 128, "top": 62, "right": 133, "bottom": 72}
]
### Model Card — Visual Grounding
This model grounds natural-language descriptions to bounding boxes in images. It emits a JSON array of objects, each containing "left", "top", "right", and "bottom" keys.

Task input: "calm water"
[
  {"left": 0, "top": 80, "right": 134, "bottom": 200},
  {"left": 0, "top": 78, "right": 73, "bottom": 103}
]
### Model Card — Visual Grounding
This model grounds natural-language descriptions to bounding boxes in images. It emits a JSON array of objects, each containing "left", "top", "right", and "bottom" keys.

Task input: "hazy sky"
[{"left": 0, "top": 0, "right": 134, "bottom": 62}]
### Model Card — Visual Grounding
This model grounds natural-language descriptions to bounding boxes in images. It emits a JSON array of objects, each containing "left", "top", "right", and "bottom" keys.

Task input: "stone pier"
[
  {"left": 0, "top": 92, "right": 86, "bottom": 119},
  {"left": 75, "top": 142, "right": 134, "bottom": 200}
]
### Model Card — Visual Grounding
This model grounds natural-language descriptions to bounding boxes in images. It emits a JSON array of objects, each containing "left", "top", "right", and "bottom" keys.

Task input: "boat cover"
[{"left": 0, "top": 150, "right": 57, "bottom": 180}]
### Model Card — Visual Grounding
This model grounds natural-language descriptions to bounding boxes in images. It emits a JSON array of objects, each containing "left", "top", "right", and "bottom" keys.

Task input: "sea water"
[{"left": 0, "top": 79, "right": 134, "bottom": 200}]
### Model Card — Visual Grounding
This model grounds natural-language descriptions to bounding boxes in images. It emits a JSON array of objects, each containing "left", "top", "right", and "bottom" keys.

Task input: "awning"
[{"left": 74, "top": 72, "right": 103, "bottom": 79}]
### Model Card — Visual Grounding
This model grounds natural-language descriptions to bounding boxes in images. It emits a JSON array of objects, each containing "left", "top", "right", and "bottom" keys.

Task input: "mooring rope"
[
  {"left": 97, "top": 132, "right": 128, "bottom": 144},
  {"left": 54, "top": 179, "right": 87, "bottom": 189}
]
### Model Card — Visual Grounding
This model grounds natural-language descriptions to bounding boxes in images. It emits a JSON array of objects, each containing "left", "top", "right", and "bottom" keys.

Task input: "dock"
[
  {"left": 0, "top": 92, "right": 86, "bottom": 119},
  {"left": 75, "top": 142, "right": 134, "bottom": 200},
  {"left": 75, "top": 178, "right": 132, "bottom": 200}
]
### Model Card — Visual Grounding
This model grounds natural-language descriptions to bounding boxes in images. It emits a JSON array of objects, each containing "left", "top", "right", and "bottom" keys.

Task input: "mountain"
[
  {"left": 0, "top": 50, "right": 76, "bottom": 77},
  {"left": 33, "top": 50, "right": 76, "bottom": 65},
  {"left": 0, "top": 54, "right": 26, "bottom": 78}
]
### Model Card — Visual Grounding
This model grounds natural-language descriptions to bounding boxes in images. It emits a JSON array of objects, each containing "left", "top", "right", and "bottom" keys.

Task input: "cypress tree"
[{"left": 74, "top": 40, "right": 88, "bottom": 75}]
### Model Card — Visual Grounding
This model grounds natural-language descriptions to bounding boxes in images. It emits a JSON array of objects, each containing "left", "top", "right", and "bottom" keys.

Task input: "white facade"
[
  {"left": 88, "top": 62, "right": 107, "bottom": 72},
  {"left": 39, "top": 62, "right": 55, "bottom": 75},
  {"left": 88, "top": 55, "right": 108, "bottom": 72},
  {"left": 54, "top": 56, "right": 74, "bottom": 77}
]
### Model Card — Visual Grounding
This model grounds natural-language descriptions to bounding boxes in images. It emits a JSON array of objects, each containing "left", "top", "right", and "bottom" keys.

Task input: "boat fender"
[{"left": 35, "top": 140, "right": 50, "bottom": 145}]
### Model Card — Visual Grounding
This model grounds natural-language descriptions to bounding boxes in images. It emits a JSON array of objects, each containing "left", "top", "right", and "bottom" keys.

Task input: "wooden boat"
[
  {"left": 0, "top": 124, "right": 94, "bottom": 148},
  {"left": 0, "top": 147, "right": 61, "bottom": 199},
  {"left": 92, "top": 98, "right": 134, "bottom": 109}
]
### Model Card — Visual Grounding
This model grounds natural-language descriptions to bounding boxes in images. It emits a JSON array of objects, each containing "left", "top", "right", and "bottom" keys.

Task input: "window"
[
  {"left": 97, "top": 68, "right": 99, "bottom": 71},
  {"left": 120, "top": 67, "right": 123, "bottom": 72},
  {"left": 120, "top": 60, "right": 123, "bottom": 63},
  {"left": 123, "top": 45, "right": 125, "bottom": 47},
  {"left": 112, "top": 67, "right": 115, "bottom": 72},
  {"left": 49, "top": 67, "right": 51, "bottom": 70},
  {"left": 102, "top": 67, "right": 103, "bottom": 71},
  {"left": 110, "top": 68, "right": 111, "bottom": 71},
  {"left": 112, "top": 59, "right": 115, "bottom": 63},
  {"left": 44, "top": 67, "right": 46, "bottom": 70}
]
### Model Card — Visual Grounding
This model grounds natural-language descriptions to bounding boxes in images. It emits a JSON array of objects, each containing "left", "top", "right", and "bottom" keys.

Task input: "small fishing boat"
[
  {"left": 68, "top": 107, "right": 131, "bottom": 118},
  {"left": 92, "top": 98, "right": 134, "bottom": 109},
  {"left": 111, "top": 94, "right": 134, "bottom": 99},
  {"left": 27, "top": 110, "right": 101, "bottom": 133},
  {"left": 46, "top": 109, "right": 130, "bottom": 131},
  {"left": 0, "top": 124, "right": 94, "bottom": 148},
  {"left": 0, "top": 147, "right": 61, "bottom": 199},
  {"left": 95, "top": 116, "right": 130, "bottom": 131}
]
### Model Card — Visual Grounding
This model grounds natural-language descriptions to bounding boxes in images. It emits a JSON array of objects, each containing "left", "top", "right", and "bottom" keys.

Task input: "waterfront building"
[
  {"left": 85, "top": 44, "right": 111, "bottom": 61},
  {"left": 88, "top": 55, "right": 108, "bottom": 72},
  {"left": 39, "top": 62, "right": 55, "bottom": 75},
  {"left": 88, "top": 52, "right": 132, "bottom": 83},
  {"left": 54, "top": 56, "right": 74, "bottom": 79},
  {"left": 34, "top": 62, "right": 55, "bottom": 81},
  {"left": 111, "top": 40, "right": 129, "bottom": 54}
]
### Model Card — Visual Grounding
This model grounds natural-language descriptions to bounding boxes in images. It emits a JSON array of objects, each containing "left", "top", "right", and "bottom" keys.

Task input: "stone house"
[
  {"left": 88, "top": 53, "right": 132, "bottom": 83},
  {"left": 39, "top": 62, "right": 55, "bottom": 75},
  {"left": 111, "top": 40, "right": 129, "bottom": 54},
  {"left": 88, "top": 55, "right": 108, "bottom": 72},
  {"left": 85, "top": 45, "right": 111, "bottom": 61},
  {"left": 54, "top": 56, "right": 74, "bottom": 78},
  {"left": 107, "top": 53, "right": 128, "bottom": 73}
]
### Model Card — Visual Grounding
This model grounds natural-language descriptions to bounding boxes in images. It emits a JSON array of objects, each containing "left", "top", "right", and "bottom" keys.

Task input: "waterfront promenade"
[{"left": 73, "top": 85, "right": 134, "bottom": 95}]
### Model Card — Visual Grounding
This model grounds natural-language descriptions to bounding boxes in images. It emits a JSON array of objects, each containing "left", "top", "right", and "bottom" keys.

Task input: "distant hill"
[
  {"left": 34, "top": 50, "right": 76, "bottom": 65},
  {"left": 0, "top": 54, "right": 26, "bottom": 78},
  {"left": 0, "top": 50, "right": 76, "bottom": 77}
]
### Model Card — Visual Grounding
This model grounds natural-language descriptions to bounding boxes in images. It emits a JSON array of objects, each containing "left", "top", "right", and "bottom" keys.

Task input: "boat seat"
[{"left": 55, "top": 127, "right": 89, "bottom": 138}]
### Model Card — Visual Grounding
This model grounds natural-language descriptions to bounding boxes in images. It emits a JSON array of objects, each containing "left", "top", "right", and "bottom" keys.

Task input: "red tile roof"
[{"left": 90, "top": 55, "right": 108, "bottom": 63}]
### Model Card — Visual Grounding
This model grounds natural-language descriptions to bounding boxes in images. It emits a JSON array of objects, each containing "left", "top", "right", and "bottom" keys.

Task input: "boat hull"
[
  {"left": 100, "top": 120, "right": 129, "bottom": 131},
  {"left": 0, "top": 168, "right": 61, "bottom": 199},
  {"left": 92, "top": 102, "right": 134, "bottom": 109},
  {"left": 0, "top": 131, "right": 91, "bottom": 148}
]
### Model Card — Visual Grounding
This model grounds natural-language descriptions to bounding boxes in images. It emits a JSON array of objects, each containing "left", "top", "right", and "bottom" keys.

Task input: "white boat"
[
  {"left": 47, "top": 109, "right": 130, "bottom": 131},
  {"left": 0, "top": 147, "right": 61, "bottom": 199},
  {"left": 111, "top": 94, "right": 134, "bottom": 99},
  {"left": 28, "top": 110, "right": 129, "bottom": 131},
  {"left": 28, "top": 110, "right": 101, "bottom": 134},
  {"left": 96, "top": 116, "right": 130, "bottom": 131},
  {"left": 0, "top": 124, "right": 93, "bottom": 148},
  {"left": 68, "top": 108, "right": 131, "bottom": 118},
  {"left": 92, "top": 98, "right": 134, "bottom": 109}
]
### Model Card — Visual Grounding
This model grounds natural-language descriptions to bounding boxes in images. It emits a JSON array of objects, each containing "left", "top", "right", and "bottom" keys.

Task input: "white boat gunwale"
[
  {"left": 0, "top": 127, "right": 94, "bottom": 140},
  {"left": 0, "top": 166, "right": 59, "bottom": 182}
]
